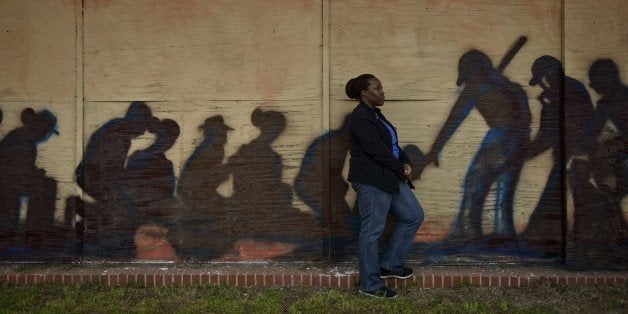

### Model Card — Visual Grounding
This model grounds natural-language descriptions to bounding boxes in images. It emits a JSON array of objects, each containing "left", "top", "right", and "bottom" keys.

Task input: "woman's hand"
[{"left": 403, "top": 163, "right": 412, "bottom": 181}]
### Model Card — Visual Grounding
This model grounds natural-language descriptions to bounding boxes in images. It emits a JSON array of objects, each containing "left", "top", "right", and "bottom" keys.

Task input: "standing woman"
[{"left": 346, "top": 74, "right": 424, "bottom": 298}]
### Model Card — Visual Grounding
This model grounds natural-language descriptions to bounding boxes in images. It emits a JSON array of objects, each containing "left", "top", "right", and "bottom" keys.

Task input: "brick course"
[{"left": 1, "top": 264, "right": 625, "bottom": 289}]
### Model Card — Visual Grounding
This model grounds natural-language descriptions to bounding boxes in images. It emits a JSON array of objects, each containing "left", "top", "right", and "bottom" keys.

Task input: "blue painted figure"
[{"left": 421, "top": 50, "right": 530, "bottom": 241}]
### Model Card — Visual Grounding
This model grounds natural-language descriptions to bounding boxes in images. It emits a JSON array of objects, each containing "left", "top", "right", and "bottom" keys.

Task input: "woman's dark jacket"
[{"left": 348, "top": 102, "right": 412, "bottom": 194}]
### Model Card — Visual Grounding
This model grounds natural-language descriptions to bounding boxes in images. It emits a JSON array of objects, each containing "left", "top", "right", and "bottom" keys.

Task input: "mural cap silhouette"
[
  {"left": 529, "top": 55, "right": 563, "bottom": 86},
  {"left": 199, "top": 115, "right": 234, "bottom": 131},
  {"left": 22, "top": 108, "right": 59, "bottom": 135}
]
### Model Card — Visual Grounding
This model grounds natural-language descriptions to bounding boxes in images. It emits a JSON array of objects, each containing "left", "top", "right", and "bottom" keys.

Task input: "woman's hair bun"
[
  {"left": 345, "top": 78, "right": 358, "bottom": 99},
  {"left": 345, "top": 74, "right": 375, "bottom": 100}
]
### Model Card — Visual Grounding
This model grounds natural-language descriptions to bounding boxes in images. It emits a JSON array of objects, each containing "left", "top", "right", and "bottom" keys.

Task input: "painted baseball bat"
[{"left": 495, "top": 36, "right": 528, "bottom": 74}]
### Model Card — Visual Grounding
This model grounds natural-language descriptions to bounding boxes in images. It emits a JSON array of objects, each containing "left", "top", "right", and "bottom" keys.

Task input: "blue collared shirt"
[{"left": 380, "top": 119, "right": 399, "bottom": 159}]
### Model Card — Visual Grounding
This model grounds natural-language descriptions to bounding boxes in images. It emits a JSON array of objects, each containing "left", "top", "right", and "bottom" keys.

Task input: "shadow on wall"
[
  {"left": 565, "top": 59, "right": 627, "bottom": 269},
  {"left": 293, "top": 115, "right": 424, "bottom": 261},
  {"left": 294, "top": 114, "right": 360, "bottom": 260},
  {"left": 0, "top": 108, "right": 75, "bottom": 260},
  {"left": 76, "top": 101, "right": 157, "bottom": 258},
  {"left": 74, "top": 104, "right": 320, "bottom": 261},
  {"left": 0, "top": 41, "right": 624, "bottom": 268},
  {"left": 123, "top": 118, "right": 181, "bottom": 261},
  {"left": 521, "top": 55, "right": 596, "bottom": 257},
  {"left": 520, "top": 57, "right": 626, "bottom": 269},
  {"left": 218, "top": 108, "right": 320, "bottom": 260},
  {"left": 174, "top": 109, "right": 321, "bottom": 261},
  {"left": 419, "top": 44, "right": 531, "bottom": 251},
  {"left": 175, "top": 115, "right": 233, "bottom": 259},
  {"left": 411, "top": 45, "right": 625, "bottom": 269}
]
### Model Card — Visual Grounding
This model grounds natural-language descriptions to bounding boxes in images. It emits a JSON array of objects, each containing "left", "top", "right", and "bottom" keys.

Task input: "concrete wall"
[{"left": 0, "top": 0, "right": 625, "bottom": 269}]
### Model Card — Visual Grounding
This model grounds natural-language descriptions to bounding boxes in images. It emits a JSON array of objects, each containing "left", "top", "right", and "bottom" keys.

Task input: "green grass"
[{"left": 0, "top": 282, "right": 625, "bottom": 313}]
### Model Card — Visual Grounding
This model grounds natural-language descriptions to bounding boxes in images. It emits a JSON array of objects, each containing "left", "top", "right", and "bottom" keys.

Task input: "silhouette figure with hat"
[
  {"left": 421, "top": 49, "right": 531, "bottom": 242},
  {"left": 178, "top": 115, "right": 233, "bottom": 211},
  {"left": 0, "top": 108, "right": 59, "bottom": 248},
  {"left": 521, "top": 55, "right": 595, "bottom": 255},
  {"left": 175, "top": 115, "right": 234, "bottom": 258}
]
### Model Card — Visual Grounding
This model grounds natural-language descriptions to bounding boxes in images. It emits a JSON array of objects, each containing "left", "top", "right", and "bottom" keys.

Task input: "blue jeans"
[{"left": 352, "top": 180, "right": 424, "bottom": 292}]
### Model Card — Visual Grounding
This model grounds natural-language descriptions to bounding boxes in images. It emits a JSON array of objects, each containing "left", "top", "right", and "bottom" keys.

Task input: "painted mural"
[
  {"left": 0, "top": 1, "right": 625, "bottom": 269},
  {"left": 424, "top": 46, "right": 531, "bottom": 241},
  {"left": 0, "top": 47, "right": 626, "bottom": 269},
  {"left": 295, "top": 114, "right": 359, "bottom": 259},
  {"left": 0, "top": 108, "right": 75, "bottom": 260},
  {"left": 566, "top": 58, "right": 627, "bottom": 269},
  {"left": 174, "top": 108, "right": 320, "bottom": 261}
]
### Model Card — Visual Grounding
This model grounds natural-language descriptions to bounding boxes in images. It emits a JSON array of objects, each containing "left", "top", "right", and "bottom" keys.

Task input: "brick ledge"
[{"left": 1, "top": 264, "right": 626, "bottom": 288}]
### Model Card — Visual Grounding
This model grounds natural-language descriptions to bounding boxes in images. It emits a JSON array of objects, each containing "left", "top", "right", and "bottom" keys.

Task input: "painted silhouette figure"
[
  {"left": 227, "top": 108, "right": 319, "bottom": 258},
  {"left": 562, "top": 59, "right": 627, "bottom": 269},
  {"left": 178, "top": 115, "right": 233, "bottom": 211},
  {"left": 76, "top": 101, "right": 156, "bottom": 257},
  {"left": 295, "top": 114, "right": 358, "bottom": 258},
  {"left": 124, "top": 118, "right": 180, "bottom": 224},
  {"left": 521, "top": 55, "right": 595, "bottom": 255},
  {"left": 229, "top": 109, "right": 294, "bottom": 208},
  {"left": 0, "top": 108, "right": 58, "bottom": 247},
  {"left": 587, "top": 59, "right": 627, "bottom": 141},
  {"left": 586, "top": 59, "right": 627, "bottom": 198},
  {"left": 77, "top": 101, "right": 155, "bottom": 204},
  {"left": 568, "top": 158, "right": 627, "bottom": 269},
  {"left": 175, "top": 115, "right": 234, "bottom": 258},
  {"left": 422, "top": 49, "right": 531, "bottom": 241}
]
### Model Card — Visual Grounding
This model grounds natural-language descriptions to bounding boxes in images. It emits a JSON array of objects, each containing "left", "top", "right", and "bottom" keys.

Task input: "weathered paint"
[{"left": 0, "top": 0, "right": 625, "bottom": 269}]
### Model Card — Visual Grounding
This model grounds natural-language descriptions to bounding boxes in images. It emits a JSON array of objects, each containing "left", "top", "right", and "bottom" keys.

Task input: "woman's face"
[{"left": 361, "top": 77, "right": 385, "bottom": 107}]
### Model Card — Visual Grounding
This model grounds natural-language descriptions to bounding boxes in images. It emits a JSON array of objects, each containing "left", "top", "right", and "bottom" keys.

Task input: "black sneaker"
[
  {"left": 359, "top": 286, "right": 398, "bottom": 299},
  {"left": 380, "top": 267, "right": 414, "bottom": 279}
]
